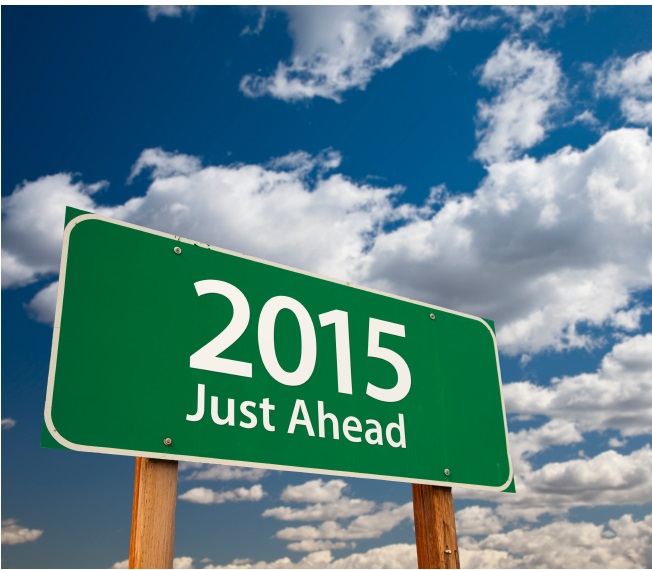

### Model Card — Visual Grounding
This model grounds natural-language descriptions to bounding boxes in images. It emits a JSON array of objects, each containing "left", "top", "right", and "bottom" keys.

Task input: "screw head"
[
  {"left": 444, "top": 468, "right": 450, "bottom": 476},
  {"left": 164, "top": 437, "right": 172, "bottom": 446},
  {"left": 430, "top": 313, "right": 436, "bottom": 320},
  {"left": 173, "top": 246, "right": 182, "bottom": 255}
]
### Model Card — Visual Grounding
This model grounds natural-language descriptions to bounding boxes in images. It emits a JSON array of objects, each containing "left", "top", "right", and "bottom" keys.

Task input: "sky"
[{"left": 2, "top": 4, "right": 652, "bottom": 569}]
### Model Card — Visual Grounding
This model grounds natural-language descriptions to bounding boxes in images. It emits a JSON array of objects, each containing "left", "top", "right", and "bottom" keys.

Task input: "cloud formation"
[
  {"left": 181, "top": 463, "right": 269, "bottom": 482},
  {"left": 263, "top": 479, "right": 375, "bottom": 523},
  {"left": 455, "top": 506, "right": 503, "bottom": 536},
  {"left": 146, "top": 6, "right": 195, "bottom": 22},
  {"left": 1, "top": 418, "right": 16, "bottom": 430},
  {"left": 178, "top": 484, "right": 265, "bottom": 505},
  {"left": 203, "top": 513, "right": 652, "bottom": 568},
  {"left": 460, "top": 513, "right": 652, "bottom": 569},
  {"left": 4, "top": 126, "right": 652, "bottom": 356},
  {"left": 279, "top": 479, "right": 347, "bottom": 504},
  {"left": 475, "top": 39, "right": 564, "bottom": 163},
  {"left": 1, "top": 519, "right": 43, "bottom": 545},
  {"left": 598, "top": 50, "right": 652, "bottom": 126},
  {"left": 240, "top": 6, "right": 456, "bottom": 102},
  {"left": 366, "top": 128, "right": 652, "bottom": 354},
  {"left": 1, "top": 174, "right": 108, "bottom": 288},
  {"left": 275, "top": 502, "right": 413, "bottom": 542},
  {"left": 205, "top": 543, "right": 417, "bottom": 569},
  {"left": 505, "top": 333, "right": 652, "bottom": 436}
]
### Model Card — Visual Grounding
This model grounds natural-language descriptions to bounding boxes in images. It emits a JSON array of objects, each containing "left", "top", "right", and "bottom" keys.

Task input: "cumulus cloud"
[
  {"left": 366, "top": 127, "right": 652, "bottom": 354},
  {"left": 25, "top": 281, "right": 59, "bottom": 324},
  {"left": 263, "top": 479, "right": 376, "bottom": 537},
  {"left": 455, "top": 506, "right": 503, "bottom": 536},
  {"left": 475, "top": 39, "right": 564, "bottom": 163},
  {"left": 275, "top": 502, "right": 413, "bottom": 542},
  {"left": 178, "top": 484, "right": 265, "bottom": 505},
  {"left": 5, "top": 128, "right": 652, "bottom": 356},
  {"left": 127, "top": 147, "right": 202, "bottom": 183},
  {"left": 240, "top": 6, "right": 456, "bottom": 102},
  {"left": 498, "top": 6, "right": 569, "bottom": 34},
  {"left": 146, "top": 6, "right": 195, "bottom": 22},
  {"left": 279, "top": 479, "right": 348, "bottom": 503},
  {"left": 1, "top": 519, "right": 43, "bottom": 545},
  {"left": 504, "top": 333, "right": 652, "bottom": 436},
  {"left": 183, "top": 515, "right": 652, "bottom": 568},
  {"left": 286, "top": 540, "right": 353, "bottom": 553},
  {"left": 460, "top": 513, "right": 652, "bottom": 569},
  {"left": 4, "top": 148, "right": 403, "bottom": 325},
  {"left": 263, "top": 499, "right": 375, "bottom": 523},
  {"left": 597, "top": 50, "right": 652, "bottom": 126},
  {"left": 507, "top": 419, "right": 583, "bottom": 474},
  {"left": 1, "top": 418, "right": 16, "bottom": 430},
  {"left": 1, "top": 174, "right": 108, "bottom": 288},
  {"left": 111, "top": 148, "right": 404, "bottom": 286},
  {"left": 460, "top": 444, "right": 652, "bottom": 523},
  {"left": 182, "top": 464, "right": 269, "bottom": 482},
  {"left": 205, "top": 543, "right": 417, "bottom": 569}
]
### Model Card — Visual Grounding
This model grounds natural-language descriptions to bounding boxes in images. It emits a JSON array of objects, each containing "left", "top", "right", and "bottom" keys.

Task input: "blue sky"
[{"left": 2, "top": 5, "right": 652, "bottom": 568}]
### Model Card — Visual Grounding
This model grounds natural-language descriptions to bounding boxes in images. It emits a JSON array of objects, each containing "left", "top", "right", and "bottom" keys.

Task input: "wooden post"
[
  {"left": 129, "top": 457, "right": 179, "bottom": 569},
  {"left": 412, "top": 484, "right": 460, "bottom": 569}
]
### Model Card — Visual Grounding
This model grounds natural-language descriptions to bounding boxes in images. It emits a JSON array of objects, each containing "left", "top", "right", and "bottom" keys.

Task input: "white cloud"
[
  {"left": 459, "top": 444, "right": 652, "bottom": 523},
  {"left": 113, "top": 557, "right": 195, "bottom": 569},
  {"left": 504, "top": 334, "right": 652, "bottom": 436},
  {"left": 275, "top": 502, "right": 413, "bottom": 542},
  {"left": 6, "top": 129, "right": 652, "bottom": 356},
  {"left": 147, "top": 6, "right": 195, "bottom": 22},
  {"left": 182, "top": 464, "right": 268, "bottom": 482},
  {"left": 4, "top": 148, "right": 403, "bottom": 325},
  {"left": 173, "top": 557, "right": 195, "bottom": 569},
  {"left": 25, "top": 281, "right": 59, "bottom": 324},
  {"left": 475, "top": 39, "right": 564, "bottom": 163},
  {"left": 241, "top": 7, "right": 267, "bottom": 37},
  {"left": 205, "top": 543, "right": 417, "bottom": 569},
  {"left": 1, "top": 519, "right": 43, "bottom": 545},
  {"left": 263, "top": 499, "right": 375, "bottom": 523},
  {"left": 286, "top": 540, "right": 353, "bottom": 553},
  {"left": 179, "top": 514, "right": 652, "bottom": 568},
  {"left": 240, "top": 7, "right": 456, "bottom": 102},
  {"left": 178, "top": 484, "right": 265, "bottom": 505},
  {"left": 127, "top": 147, "right": 202, "bottom": 183},
  {"left": 522, "top": 446, "right": 652, "bottom": 509},
  {"left": 264, "top": 479, "right": 375, "bottom": 523},
  {"left": 1, "top": 418, "right": 16, "bottom": 430},
  {"left": 498, "top": 6, "right": 569, "bottom": 34},
  {"left": 460, "top": 514, "right": 652, "bottom": 569},
  {"left": 1, "top": 174, "right": 108, "bottom": 288},
  {"left": 111, "top": 149, "right": 404, "bottom": 286},
  {"left": 598, "top": 51, "right": 652, "bottom": 126},
  {"left": 507, "top": 419, "right": 583, "bottom": 475},
  {"left": 280, "top": 479, "right": 347, "bottom": 503},
  {"left": 455, "top": 506, "right": 503, "bottom": 536},
  {"left": 365, "top": 128, "right": 652, "bottom": 354}
]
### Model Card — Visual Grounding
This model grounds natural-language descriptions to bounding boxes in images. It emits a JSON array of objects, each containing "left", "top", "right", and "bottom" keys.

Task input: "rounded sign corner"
[{"left": 44, "top": 408, "right": 79, "bottom": 452}]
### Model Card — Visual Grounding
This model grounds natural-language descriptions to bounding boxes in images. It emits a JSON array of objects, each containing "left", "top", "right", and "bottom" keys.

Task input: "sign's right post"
[{"left": 412, "top": 484, "right": 460, "bottom": 569}]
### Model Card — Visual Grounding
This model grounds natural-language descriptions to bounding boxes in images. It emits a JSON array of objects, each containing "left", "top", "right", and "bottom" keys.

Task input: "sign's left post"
[{"left": 129, "top": 457, "right": 178, "bottom": 569}]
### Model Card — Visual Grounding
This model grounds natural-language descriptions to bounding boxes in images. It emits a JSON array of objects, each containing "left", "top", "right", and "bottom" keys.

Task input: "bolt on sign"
[{"left": 43, "top": 209, "right": 513, "bottom": 492}]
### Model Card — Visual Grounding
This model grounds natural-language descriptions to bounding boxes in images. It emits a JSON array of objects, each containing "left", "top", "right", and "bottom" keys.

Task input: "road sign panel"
[{"left": 44, "top": 210, "right": 513, "bottom": 491}]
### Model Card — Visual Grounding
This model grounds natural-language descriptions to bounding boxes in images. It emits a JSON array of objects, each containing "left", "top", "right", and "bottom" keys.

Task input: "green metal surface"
[{"left": 44, "top": 211, "right": 513, "bottom": 491}]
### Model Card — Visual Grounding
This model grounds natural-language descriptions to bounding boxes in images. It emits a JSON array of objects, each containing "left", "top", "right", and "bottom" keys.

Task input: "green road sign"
[{"left": 44, "top": 210, "right": 513, "bottom": 491}]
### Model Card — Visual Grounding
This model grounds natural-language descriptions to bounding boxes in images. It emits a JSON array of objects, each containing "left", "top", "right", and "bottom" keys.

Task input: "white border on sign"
[{"left": 44, "top": 213, "right": 514, "bottom": 492}]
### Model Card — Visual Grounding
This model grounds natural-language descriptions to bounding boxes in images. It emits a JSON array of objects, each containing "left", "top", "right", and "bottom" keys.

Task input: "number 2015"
[{"left": 189, "top": 279, "right": 411, "bottom": 403}]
